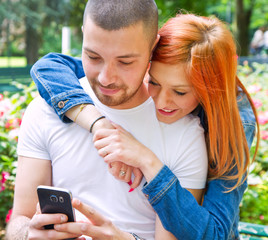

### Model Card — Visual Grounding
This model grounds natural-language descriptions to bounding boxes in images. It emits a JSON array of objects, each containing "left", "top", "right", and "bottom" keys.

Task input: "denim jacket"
[{"left": 30, "top": 53, "right": 256, "bottom": 240}]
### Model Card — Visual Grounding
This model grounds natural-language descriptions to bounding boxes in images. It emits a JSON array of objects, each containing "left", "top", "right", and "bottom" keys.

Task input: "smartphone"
[{"left": 37, "top": 185, "right": 76, "bottom": 230}]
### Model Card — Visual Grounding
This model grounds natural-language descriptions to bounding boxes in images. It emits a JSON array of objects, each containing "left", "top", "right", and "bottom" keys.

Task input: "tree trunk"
[
  {"left": 25, "top": 24, "right": 40, "bottom": 65},
  {"left": 235, "top": 0, "right": 253, "bottom": 56},
  {"left": 25, "top": 0, "right": 41, "bottom": 65}
]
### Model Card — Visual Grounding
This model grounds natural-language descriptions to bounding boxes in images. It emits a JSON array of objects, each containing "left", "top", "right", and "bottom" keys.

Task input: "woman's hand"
[
  {"left": 54, "top": 199, "right": 134, "bottom": 240},
  {"left": 93, "top": 123, "right": 163, "bottom": 182},
  {"left": 108, "top": 162, "right": 143, "bottom": 190}
]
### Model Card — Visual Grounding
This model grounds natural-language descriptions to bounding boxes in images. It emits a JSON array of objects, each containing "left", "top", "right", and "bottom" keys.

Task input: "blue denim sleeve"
[
  {"left": 30, "top": 53, "right": 94, "bottom": 123},
  {"left": 142, "top": 92, "right": 256, "bottom": 240}
]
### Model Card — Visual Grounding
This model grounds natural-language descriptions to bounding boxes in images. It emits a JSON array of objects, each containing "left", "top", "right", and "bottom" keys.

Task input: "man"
[{"left": 6, "top": 1, "right": 207, "bottom": 239}]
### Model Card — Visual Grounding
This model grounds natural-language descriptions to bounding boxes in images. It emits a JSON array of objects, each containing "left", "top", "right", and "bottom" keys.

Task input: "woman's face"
[{"left": 148, "top": 61, "right": 199, "bottom": 124}]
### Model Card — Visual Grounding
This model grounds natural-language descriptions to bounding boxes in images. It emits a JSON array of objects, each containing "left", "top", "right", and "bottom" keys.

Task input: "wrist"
[{"left": 139, "top": 151, "right": 163, "bottom": 182}]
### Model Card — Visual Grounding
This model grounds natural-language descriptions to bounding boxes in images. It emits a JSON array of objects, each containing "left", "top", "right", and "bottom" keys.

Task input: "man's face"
[{"left": 82, "top": 18, "right": 153, "bottom": 109}]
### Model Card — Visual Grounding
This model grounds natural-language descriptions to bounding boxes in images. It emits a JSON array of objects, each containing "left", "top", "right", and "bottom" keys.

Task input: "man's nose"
[{"left": 98, "top": 63, "right": 116, "bottom": 86}]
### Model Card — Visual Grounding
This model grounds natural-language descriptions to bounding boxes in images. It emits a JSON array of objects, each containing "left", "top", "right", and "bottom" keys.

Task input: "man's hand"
[
  {"left": 54, "top": 199, "right": 134, "bottom": 240},
  {"left": 27, "top": 203, "right": 81, "bottom": 240}
]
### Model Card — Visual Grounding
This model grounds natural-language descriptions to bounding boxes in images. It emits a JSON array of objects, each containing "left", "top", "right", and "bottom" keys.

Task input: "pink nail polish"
[
  {"left": 128, "top": 180, "right": 132, "bottom": 186},
  {"left": 129, "top": 188, "right": 134, "bottom": 192}
]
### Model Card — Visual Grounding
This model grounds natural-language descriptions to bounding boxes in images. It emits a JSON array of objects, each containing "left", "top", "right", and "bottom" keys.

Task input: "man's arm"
[
  {"left": 6, "top": 156, "right": 79, "bottom": 240},
  {"left": 30, "top": 53, "right": 92, "bottom": 122},
  {"left": 6, "top": 156, "right": 52, "bottom": 239}
]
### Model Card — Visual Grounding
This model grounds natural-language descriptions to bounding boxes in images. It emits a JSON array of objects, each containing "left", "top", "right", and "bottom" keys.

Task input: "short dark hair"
[{"left": 83, "top": 0, "right": 158, "bottom": 47}]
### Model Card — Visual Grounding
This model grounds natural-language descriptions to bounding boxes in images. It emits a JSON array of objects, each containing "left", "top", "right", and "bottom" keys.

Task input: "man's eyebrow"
[
  {"left": 83, "top": 47, "right": 140, "bottom": 58},
  {"left": 117, "top": 53, "right": 141, "bottom": 58},
  {"left": 83, "top": 47, "right": 98, "bottom": 55}
]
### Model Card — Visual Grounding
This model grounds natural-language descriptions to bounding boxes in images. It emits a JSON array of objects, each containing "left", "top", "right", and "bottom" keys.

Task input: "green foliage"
[
  {"left": 0, "top": 82, "right": 37, "bottom": 229},
  {"left": 238, "top": 62, "right": 268, "bottom": 225}
]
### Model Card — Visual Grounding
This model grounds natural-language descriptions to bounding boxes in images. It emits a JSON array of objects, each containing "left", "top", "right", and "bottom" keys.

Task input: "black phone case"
[{"left": 37, "top": 186, "right": 75, "bottom": 230}]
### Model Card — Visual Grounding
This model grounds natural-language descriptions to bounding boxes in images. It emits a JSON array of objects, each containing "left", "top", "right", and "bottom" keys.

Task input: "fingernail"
[
  {"left": 61, "top": 215, "right": 67, "bottom": 223},
  {"left": 127, "top": 180, "right": 132, "bottom": 185},
  {"left": 54, "top": 224, "right": 60, "bottom": 230},
  {"left": 81, "top": 223, "right": 87, "bottom": 232},
  {"left": 129, "top": 188, "right": 134, "bottom": 192}
]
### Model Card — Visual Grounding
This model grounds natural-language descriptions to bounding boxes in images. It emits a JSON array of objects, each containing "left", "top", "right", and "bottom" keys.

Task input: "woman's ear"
[{"left": 81, "top": 25, "right": 84, "bottom": 33}]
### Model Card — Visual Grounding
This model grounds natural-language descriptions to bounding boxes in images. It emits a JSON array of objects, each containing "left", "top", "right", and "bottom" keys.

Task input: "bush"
[
  {"left": 238, "top": 62, "right": 268, "bottom": 225},
  {"left": 0, "top": 82, "right": 37, "bottom": 235}
]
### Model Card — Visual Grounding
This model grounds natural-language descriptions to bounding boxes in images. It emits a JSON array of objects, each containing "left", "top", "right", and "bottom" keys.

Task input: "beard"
[{"left": 89, "top": 77, "right": 143, "bottom": 107}]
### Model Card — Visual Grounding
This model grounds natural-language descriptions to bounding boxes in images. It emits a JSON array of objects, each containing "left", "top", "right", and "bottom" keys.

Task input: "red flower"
[
  {"left": 5, "top": 209, "right": 12, "bottom": 223},
  {"left": 252, "top": 98, "right": 262, "bottom": 109},
  {"left": 258, "top": 111, "right": 268, "bottom": 125},
  {"left": 1, "top": 171, "right": 10, "bottom": 192},
  {"left": 260, "top": 130, "right": 268, "bottom": 140}
]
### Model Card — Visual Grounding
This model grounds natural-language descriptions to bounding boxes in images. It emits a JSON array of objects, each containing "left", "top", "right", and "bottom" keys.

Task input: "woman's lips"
[{"left": 157, "top": 108, "right": 177, "bottom": 116}]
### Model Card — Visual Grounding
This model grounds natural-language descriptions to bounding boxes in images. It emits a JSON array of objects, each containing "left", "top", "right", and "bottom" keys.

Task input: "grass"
[{"left": 0, "top": 57, "right": 27, "bottom": 67}]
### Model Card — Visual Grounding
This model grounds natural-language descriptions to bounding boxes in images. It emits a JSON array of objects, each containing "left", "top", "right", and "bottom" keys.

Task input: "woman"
[{"left": 30, "top": 14, "right": 259, "bottom": 239}]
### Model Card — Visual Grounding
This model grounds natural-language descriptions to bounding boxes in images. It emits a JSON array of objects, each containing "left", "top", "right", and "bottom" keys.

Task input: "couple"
[{"left": 6, "top": 0, "right": 259, "bottom": 239}]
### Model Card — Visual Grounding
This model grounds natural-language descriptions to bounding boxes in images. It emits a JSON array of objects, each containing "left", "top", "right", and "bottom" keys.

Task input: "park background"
[{"left": 0, "top": 0, "right": 267, "bottom": 239}]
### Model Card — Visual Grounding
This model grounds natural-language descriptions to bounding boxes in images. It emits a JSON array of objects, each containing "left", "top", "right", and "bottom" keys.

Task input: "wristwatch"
[{"left": 130, "top": 232, "right": 146, "bottom": 240}]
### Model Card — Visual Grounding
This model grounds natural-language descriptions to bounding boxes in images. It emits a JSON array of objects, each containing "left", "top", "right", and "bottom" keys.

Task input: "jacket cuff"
[
  {"left": 142, "top": 165, "right": 177, "bottom": 205},
  {"left": 51, "top": 90, "right": 94, "bottom": 123}
]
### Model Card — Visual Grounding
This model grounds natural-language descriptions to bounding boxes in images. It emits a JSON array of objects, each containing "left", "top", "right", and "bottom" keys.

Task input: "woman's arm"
[
  {"left": 30, "top": 53, "right": 93, "bottom": 122},
  {"left": 142, "top": 93, "right": 257, "bottom": 240}
]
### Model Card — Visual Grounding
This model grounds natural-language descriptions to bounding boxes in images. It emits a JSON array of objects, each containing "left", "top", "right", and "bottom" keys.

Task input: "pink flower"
[
  {"left": 252, "top": 98, "right": 263, "bottom": 109},
  {"left": 5, "top": 118, "right": 21, "bottom": 130},
  {"left": 0, "top": 94, "right": 3, "bottom": 101},
  {"left": 258, "top": 111, "right": 268, "bottom": 125},
  {"left": 1, "top": 171, "right": 10, "bottom": 192},
  {"left": 5, "top": 209, "right": 12, "bottom": 223},
  {"left": 259, "top": 215, "right": 264, "bottom": 220},
  {"left": 247, "top": 84, "right": 262, "bottom": 94},
  {"left": 260, "top": 131, "right": 268, "bottom": 140}
]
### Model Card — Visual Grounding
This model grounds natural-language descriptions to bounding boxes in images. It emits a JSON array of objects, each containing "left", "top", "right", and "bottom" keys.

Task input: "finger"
[
  {"left": 36, "top": 202, "right": 41, "bottom": 214},
  {"left": 72, "top": 199, "right": 108, "bottom": 226},
  {"left": 93, "top": 129, "right": 114, "bottom": 142},
  {"left": 123, "top": 166, "right": 132, "bottom": 183},
  {"left": 131, "top": 168, "right": 144, "bottom": 189},
  {"left": 30, "top": 212, "right": 68, "bottom": 229},
  {"left": 54, "top": 221, "right": 106, "bottom": 239}
]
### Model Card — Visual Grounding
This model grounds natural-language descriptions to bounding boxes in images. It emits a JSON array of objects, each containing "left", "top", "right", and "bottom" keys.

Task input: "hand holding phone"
[{"left": 37, "top": 185, "right": 76, "bottom": 230}]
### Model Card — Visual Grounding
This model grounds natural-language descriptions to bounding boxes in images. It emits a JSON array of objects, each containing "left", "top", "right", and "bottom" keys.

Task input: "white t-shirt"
[{"left": 17, "top": 78, "right": 207, "bottom": 239}]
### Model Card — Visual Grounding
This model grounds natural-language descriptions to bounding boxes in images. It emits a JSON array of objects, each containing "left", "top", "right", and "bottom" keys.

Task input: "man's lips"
[
  {"left": 99, "top": 86, "right": 120, "bottom": 95},
  {"left": 157, "top": 108, "right": 178, "bottom": 116}
]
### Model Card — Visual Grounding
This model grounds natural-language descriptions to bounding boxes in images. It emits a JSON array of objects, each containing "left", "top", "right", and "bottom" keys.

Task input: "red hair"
[{"left": 152, "top": 14, "right": 259, "bottom": 190}]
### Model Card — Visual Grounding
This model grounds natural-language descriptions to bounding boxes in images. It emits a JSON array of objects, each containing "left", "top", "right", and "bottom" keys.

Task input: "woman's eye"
[
  {"left": 175, "top": 91, "right": 186, "bottom": 96},
  {"left": 148, "top": 80, "right": 158, "bottom": 86},
  {"left": 120, "top": 61, "right": 133, "bottom": 65}
]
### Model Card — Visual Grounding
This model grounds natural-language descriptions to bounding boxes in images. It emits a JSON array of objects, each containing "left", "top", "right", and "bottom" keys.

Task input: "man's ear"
[
  {"left": 151, "top": 34, "right": 160, "bottom": 52},
  {"left": 149, "top": 34, "right": 160, "bottom": 60}
]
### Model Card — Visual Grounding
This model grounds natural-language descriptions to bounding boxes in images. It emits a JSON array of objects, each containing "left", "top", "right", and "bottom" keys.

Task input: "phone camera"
[
  {"left": 50, "top": 195, "right": 58, "bottom": 202},
  {"left": 59, "top": 196, "right": 64, "bottom": 203}
]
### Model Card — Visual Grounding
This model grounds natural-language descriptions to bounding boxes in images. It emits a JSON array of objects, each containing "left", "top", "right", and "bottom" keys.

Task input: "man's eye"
[
  {"left": 175, "top": 91, "right": 186, "bottom": 96},
  {"left": 88, "top": 55, "right": 99, "bottom": 60}
]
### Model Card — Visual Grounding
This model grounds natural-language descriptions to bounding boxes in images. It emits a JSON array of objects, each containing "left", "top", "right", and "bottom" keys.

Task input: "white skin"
[
  {"left": 93, "top": 61, "right": 203, "bottom": 202},
  {"left": 6, "top": 18, "right": 176, "bottom": 239}
]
